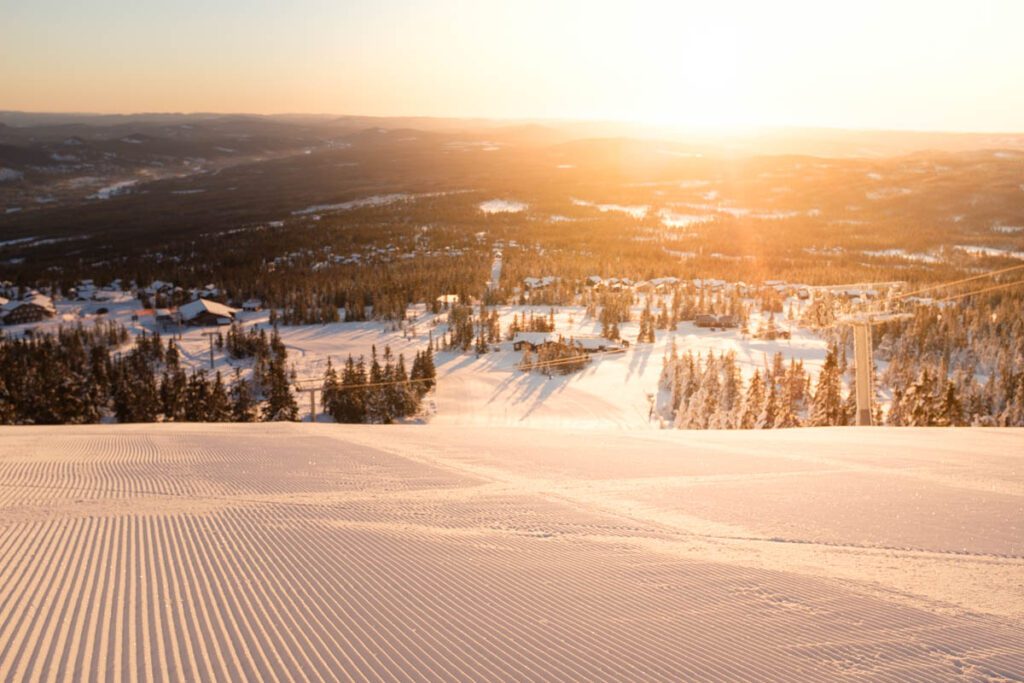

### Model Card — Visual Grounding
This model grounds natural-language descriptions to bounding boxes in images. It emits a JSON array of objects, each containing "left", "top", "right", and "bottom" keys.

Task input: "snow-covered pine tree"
[
  {"left": 207, "top": 372, "right": 232, "bottom": 422},
  {"left": 810, "top": 343, "right": 844, "bottom": 426},
  {"left": 230, "top": 369, "right": 257, "bottom": 422}
]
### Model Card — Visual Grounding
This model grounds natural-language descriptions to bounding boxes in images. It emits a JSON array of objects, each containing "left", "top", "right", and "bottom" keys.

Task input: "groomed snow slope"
[{"left": 0, "top": 424, "right": 1021, "bottom": 681}]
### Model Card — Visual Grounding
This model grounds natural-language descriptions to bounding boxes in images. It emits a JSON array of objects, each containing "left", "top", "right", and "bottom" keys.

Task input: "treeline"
[
  {"left": 320, "top": 346, "right": 436, "bottom": 423},
  {"left": 659, "top": 346, "right": 824, "bottom": 429},
  {"left": 0, "top": 323, "right": 300, "bottom": 424}
]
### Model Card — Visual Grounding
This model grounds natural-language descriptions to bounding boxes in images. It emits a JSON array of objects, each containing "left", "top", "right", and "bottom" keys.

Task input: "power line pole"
[
  {"left": 293, "top": 378, "right": 325, "bottom": 423},
  {"left": 200, "top": 331, "right": 218, "bottom": 369},
  {"left": 295, "top": 384, "right": 321, "bottom": 423},
  {"left": 852, "top": 321, "right": 874, "bottom": 426}
]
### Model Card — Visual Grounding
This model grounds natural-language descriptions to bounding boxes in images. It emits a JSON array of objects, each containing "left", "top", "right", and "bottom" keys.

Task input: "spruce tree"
[
  {"left": 810, "top": 343, "right": 844, "bottom": 426},
  {"left": 231, "top": 370, "right": 257, "bottom": 422},
  {"left": 207, "top": 372, "right": 232, "bottom": 422},
  {"left": 740, "top": 370, "right": 765, "bottom": 429},
  {"left": 321, "top": 358, "right": 341, "bottom": 415}
]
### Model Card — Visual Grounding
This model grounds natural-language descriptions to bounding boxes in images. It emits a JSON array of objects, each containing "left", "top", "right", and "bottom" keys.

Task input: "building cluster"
[{"left": 511, "top": 331, "right": 629, "bottom": 354}]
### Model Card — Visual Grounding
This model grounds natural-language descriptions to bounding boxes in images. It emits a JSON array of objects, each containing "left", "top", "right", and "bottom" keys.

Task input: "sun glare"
[{"left": 625, "top": 14, "right": 753, "bottom": 127}]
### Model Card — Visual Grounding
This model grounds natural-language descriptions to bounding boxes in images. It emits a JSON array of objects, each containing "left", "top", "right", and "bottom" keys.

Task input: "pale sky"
[{"left": 2, "top": 0, "right": 1023, "bottom": 132}]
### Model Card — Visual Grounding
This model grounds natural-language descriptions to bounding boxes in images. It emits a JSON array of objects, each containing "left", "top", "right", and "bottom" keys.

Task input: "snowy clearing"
[
  {"left": 571, "top": 198, "right": 648, "bottom": 219},
  {"left": 292, "top": 193, "right": 412, "bottom": 215},
  {"left": 659, "top": 209, "right": 715, "bottom": 229},
  {"left": 956, "top": 244, "right": 1024, "bottom": 260},
  {"left": 478, "top": 199, "right": 527, "bottom": 214},
  {"left": 0, "top": 424, "right": 1020, "bottom": 681},
  {"left": 89, "top": 180, "right": 138, "bottom": 200}
]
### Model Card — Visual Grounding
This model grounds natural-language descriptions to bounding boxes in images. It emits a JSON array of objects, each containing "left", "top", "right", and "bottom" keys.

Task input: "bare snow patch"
[
  {"left": 659, "top": 209, "right": 715, "bottom": 229},
  {"left": 294, "top": 193, "right": 412, "bottom": 215},
  {"left": 955, "top": 244, "right": 1024, "bottom": 260},
  {"left": 863, "top": 249, "right": 940, "bottom": 264},
  {"left": 866, "top": 187, "right": 912, "bottom": 200},
  {"left": 89, "top": 180, "right": 137, "bottom": 200},
  {"left": 0, "top": 168, "right": 24, "bottom": 183},
  {"left": 479, "top": 199, "right": 527, "bottom": 214},
  {"left": 571, "top": 198, "right": 648, "bottom": 219}
]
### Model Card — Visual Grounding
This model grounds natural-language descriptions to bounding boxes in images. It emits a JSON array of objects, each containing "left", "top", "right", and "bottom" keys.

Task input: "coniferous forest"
[{"left": 0, "top": 323, "right": 436, "bottom": 425}]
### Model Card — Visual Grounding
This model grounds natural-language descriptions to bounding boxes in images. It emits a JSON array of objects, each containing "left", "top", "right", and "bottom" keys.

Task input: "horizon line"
[{"left": 2, "top": 109, "right": 1023, "bottom": 137}]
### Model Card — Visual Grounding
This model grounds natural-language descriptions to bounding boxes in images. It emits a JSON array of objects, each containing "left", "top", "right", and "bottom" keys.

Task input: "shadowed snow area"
[{"left": 0, "top": 424, "right": 1021, "bottom": 681}]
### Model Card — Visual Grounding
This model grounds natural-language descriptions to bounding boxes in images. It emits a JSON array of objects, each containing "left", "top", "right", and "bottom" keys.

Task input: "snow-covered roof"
[
  {"left": 523, "top": 276, "right": 558, "bottom": 289},
  {"left": 512, "top": 331, "right": 556, "bottom": 345},
  {"left": 179, "top": 298, "right": 238, "bottom": 321},
  {"left": 1, "top": 293, "right": 55, "bottom": 314},
  {"left": 572, "top": 336, "right": 619, "bottom": 351}
]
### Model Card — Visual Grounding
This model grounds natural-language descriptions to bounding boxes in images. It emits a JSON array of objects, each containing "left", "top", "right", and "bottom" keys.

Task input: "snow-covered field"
[{"left": 0, "top": 424, "right": 1020, "bottom": 680}]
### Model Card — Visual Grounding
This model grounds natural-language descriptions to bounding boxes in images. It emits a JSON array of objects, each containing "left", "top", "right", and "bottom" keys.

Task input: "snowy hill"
[{"left": 0, "top": 423, "right": 1020, "bottom": 680}]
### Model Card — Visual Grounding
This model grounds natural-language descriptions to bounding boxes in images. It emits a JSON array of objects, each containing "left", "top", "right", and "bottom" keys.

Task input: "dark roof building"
[{"left": 1, "top": 294, "right": 56, "bottom": 325}]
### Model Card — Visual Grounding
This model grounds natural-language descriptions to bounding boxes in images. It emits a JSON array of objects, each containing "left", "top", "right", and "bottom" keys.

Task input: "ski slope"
[{"left": 0, "top": 424, "right": 1021, "bottom": 681}]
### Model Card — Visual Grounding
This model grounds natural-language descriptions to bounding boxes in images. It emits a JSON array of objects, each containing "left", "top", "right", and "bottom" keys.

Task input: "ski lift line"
[
  {"left": 294, "top": 346, "right": 628, "bottom": 390},
  {"left": 895, "top": 263, "right": 1024, "bottom": 300},
  {"left": 520, "top": 347, "right": 627, "bottom": 370},
  {"left": 928, "top": 278, "right": 1024, "bottom": 305},
  {"left": 292, "top": 374, "right": 437, "bottom": 392}
]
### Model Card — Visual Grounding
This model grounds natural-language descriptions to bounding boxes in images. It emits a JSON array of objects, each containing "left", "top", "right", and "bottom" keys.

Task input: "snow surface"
[
  {"left": 0, "top": 168, "right": 24, "bottom": 183},
  {"left": 571, "top": 198, "right": 648, "bottom": 219},
  {"left": 956, "top": 244, "right": 1024, "bottom": 260},
  {"left": 293, "top": 193, "right": 411, "bottom": 215},
  {"left": 659, "top": 209, "right": 715, "bottom": 229},
  {"left": 479, "top": 199, "right": 527, "bottom": 214},
  {"left": 0, "top": 423, "right": 1020, "bottom": 680},
  {"left": 863, "top": 248, "right": 940, "bottom": 264},
  {"left": 89, "top": 180, "right": 137, "bottom": 200}
]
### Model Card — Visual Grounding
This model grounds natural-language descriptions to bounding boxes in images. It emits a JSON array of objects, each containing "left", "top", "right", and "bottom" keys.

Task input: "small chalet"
[
  {"left": 154, "top": 308, "right": 177, "bottom": 327},
  {"left": 241, "top": 298, "right": 263, "bottom": 312},
  {"left": 1, "top": 294, "right": 56, "bottom": 325},
  {"left": 512, "top": 331, "right": 555, "bottom": 352},
  {"left": 178, "top": 298, "right": 238, "bottom": 326},
  {"left": 694, "top": 314, "right": 717, "bottom": 328}
]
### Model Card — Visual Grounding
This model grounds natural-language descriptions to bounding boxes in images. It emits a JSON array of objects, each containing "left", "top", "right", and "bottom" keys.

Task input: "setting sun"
[{"left": 3, "top": 1, "right": 1024, "bottom": 131}]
